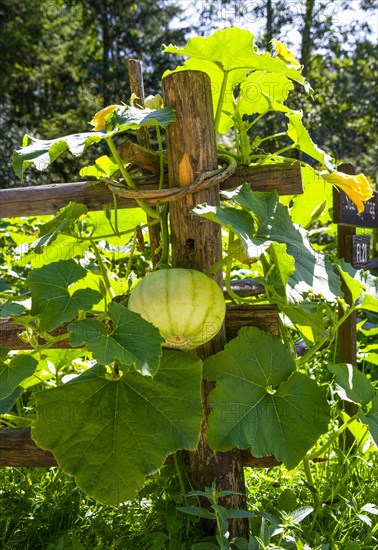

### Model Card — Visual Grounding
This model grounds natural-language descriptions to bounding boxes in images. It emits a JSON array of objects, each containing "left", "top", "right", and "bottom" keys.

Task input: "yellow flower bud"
[
  {"left": 90, "top": 105, "right": 121, "bottom": 131},
  {"left": 144, "top": 94, "right": 164, "bottom": 110}
]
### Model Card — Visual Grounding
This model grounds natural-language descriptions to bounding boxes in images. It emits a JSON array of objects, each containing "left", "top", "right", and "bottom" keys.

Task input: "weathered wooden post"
[
  {"left": 163, "top": 70, "right": 248, "bottom": 537},
  {"left": 127, "top": 59, "right": 161, "bottom": 266},
  {"left": 333, "top": 163, "right": 378, "bottom": 446}
]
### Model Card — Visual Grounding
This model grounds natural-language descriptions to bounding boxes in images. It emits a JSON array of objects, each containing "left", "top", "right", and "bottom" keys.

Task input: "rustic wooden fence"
[
  {"left": 2, "top": 64, "right": 376, "bottom": 535},
  {"left": 0, "top": 67, "right": 303, "bottom": 537}
]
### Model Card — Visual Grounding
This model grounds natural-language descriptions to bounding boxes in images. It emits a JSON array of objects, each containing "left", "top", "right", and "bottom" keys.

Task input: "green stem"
[
  {"left": 60, "top": 220, "right": 159, "bottom": 243},
  {"left": 112, "top": 192, "right": 120, "bottom": 235},
  {"left": 214, "top": 70, "right": 229, "bottom": 135},
  {"left": 262, "top": 144, "right": 293, "bottom": 160},
  {"left": 156, "top": 203, "right": 170, "bottom": 268},
  {"left": 258, "top": 131, "right": 287, "bottom": 144},
  {"left": 106, "top": 137, "right": 159, "bottom": 220},
  {"left": 225, "top": 231, "right": 246, "bottom": 303},
  {"left": 307, "top": 413, "right": 359, "bottom": 461},
  {"left": 125, "top": 232, "right": 137, "bottom": 292},
  {"left": 302, "top": 455, "right": 320, "bottom": 508},
  {"left": 155, "top": 124, "right": 165, "bottom": 190},
  {"left": 245, "top": 111, "right": 269, "bottom": 132},
  {"left": 90, "top": 238, "right": 115, "bottom": 302}
]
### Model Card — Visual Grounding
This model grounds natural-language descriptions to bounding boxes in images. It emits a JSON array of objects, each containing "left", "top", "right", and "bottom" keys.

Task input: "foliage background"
[{"left": 0, "top": 0, "right": 377, "bottom": 188}]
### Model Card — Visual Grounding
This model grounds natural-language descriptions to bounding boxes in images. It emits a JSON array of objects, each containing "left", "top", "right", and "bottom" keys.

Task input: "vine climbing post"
[{"left": 162, "top": 70, "right": 248, "bottom": 538}]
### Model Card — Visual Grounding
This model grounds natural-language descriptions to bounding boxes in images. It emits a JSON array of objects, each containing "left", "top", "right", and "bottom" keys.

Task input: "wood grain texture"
[
  {"left": 163, "top": 70, "right": 249, "bottom": 537},
  {"left": 0, "top": 428, "right": 280, "bottom": 468},
  {"left": 0, "top": 164, "right": 302, "bottom": 219},
  {"left": 0, "top": 428, "right": 57, "bottom": 467},
  {"left": 0, "top": 303, "right": 277, "bottom": 350}
]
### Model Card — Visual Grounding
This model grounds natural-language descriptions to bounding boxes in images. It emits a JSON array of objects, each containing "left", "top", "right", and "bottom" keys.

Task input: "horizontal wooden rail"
[
  {"left": 0, "top": 303, "right": 279, "bottom": 349},
  {"left": 0, "top": 427, "right": 280, "bottom": 468},
  {"left": 0, "top": 162, "right": 302, "bottom": 218}
]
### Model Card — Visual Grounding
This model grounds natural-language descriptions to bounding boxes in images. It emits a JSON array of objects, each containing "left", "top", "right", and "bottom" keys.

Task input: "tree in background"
[
  {"left": 0, "top": 0, "right": 187, "bottom": 187},
  {"left": 197, "top": 0, "right": 377, "bottom": 178}
]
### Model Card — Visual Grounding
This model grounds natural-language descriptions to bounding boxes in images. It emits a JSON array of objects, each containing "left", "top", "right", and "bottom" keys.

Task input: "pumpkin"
[{"left": 128, "top": 268, "right": 225, "bottom": 350}]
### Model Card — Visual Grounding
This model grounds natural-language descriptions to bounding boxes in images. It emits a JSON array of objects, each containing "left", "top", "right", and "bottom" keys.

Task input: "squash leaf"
[
  {"left": 27, "top": 260, "right": 102, "bottom": 331},
  {"left": 32, "top": 350, "right": 203, "bottom": 505},
  {"left": 69, "top": 303, "right": 164, "bottom": 377},
  {"left": 13, "top": 105, "right": 175, "bottom": 178},
  {"left": 204, "top": 327, "right": 330, "bottom": 468}
]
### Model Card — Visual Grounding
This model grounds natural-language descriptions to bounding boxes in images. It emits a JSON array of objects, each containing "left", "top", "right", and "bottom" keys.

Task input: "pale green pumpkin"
[{"left": 128, "top": 268, "right": 225, "bottom": 350}]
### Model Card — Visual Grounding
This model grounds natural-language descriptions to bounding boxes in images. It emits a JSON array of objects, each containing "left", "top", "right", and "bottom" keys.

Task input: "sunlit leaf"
[
  {"left": 12, "top": 105, "right": 175, "bottom": 178},
  {"left": 204, "top": 327, "right": 329, "bottom": 468},
  {"left": 286, "top": 112, "right": 334, "bottom": 170},
  {"left": 31, "top": 202, "right": 87, "bottom": 253},
  {"left": 195, "top": 186, "right": 340, "bottom": 302},
  {"left": 69, "top": 302, "right": 164, "bottom": 376},
  {"left": 282, "top": 302, "right": 326, "bottom": 345},
  {"left": 79, "top": 155, "right": 120, "bottom": 179},
  {"left": 32, "top": 350, "right": 203, "bottom": 505},
  {"left": 27, "top": 260, "right": 102, "bottom": 331},
  {"left": 13, "top": 132, "right": 104, "bottom": 178},
  {"left": 163, "top": 28, "right": 308, "bottom": 88},
  {"left": 337, "top": 261, "right": 378, "bottom": 311},
  {"left": 282, "top": 166, "right": 333, "bottom": 227},
  {"left": 328, "top": 363, "right": 375, "bottom": 405},
  {"left": 238, "top": 72, "right": 295, "bottom": 117}
]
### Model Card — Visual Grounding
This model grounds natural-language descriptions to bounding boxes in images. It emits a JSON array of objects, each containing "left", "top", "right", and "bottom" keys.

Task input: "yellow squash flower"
[
  {"left": 90, "top": 105, "right": 121, "bottom": 131},
  {"left": 323, "top": 171, "right": 374, "bottom": 213},
  {"left": 271, "top": 39, "right": 301, "bottom": 68}
]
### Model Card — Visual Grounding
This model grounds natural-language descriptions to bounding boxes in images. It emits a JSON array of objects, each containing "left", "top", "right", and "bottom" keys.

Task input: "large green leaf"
[
  {"left": 195, "top": 186, "right": 340, "bottom": 302},
  {"left": 0, "top": 354, "right": 38, "bottom": 400},
  {"left": 12, "top": 105, "right": 175, "bottom": 178},
  {"left": 328, "top": 363, "right": 375, "bottom": 405},
  {"left": 238, "top": 72, "right": 296, "bottom": 118},
  {"left": 105, "top": 105, "right": 175, "bottom": 132},
  {"left": 86, "top": 207, "right": 146, "bottom": 245},
  {"left": 163, "top": 28, "right": 308, "bottom": 135},
  {"left": 12, "top": 132, "right": 104, "bottom": 179},
  {"left": 163, "top": 28, "right": 308, "bottom": 88},
  {"left": 32, "top": 350, "right": 203, "bottom": 505},
  {"left": 69, "top": 302, "right": 164, "bottom": 376},
  {"left": 27, "top": 260, "right": 102, "bottom": 331},
  {"left": 204, "top": 327, "right": 330, "bottom": 468},
  {"left": 31, "top": 202, "right": 88, "bottom": 253},
  {"left": 20, "top": 234, "right": 90, "bottom": 269}
]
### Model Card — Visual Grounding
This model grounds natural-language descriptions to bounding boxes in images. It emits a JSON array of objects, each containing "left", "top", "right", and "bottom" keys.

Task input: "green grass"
[{"left": 1, "top": 447, "right": 377, "bottom": 550}]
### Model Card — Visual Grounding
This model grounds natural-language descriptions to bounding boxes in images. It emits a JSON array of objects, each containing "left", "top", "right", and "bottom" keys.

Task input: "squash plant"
[{"left": 1, "top": 28, "right": 377, "bottom": 508}]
